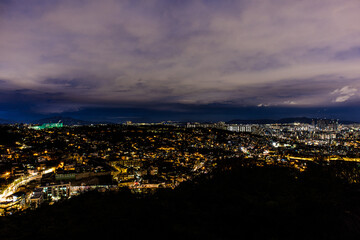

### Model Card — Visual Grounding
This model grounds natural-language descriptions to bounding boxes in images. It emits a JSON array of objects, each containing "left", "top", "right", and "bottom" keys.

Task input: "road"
[{"left": 0, "top": 167, "right": 55, "bottom": 202}]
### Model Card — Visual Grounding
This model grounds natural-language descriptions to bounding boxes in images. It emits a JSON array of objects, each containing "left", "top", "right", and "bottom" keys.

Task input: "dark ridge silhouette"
[
  {"left": 0, "top": 118, "right": 15, "bottom": 124},
  {"left": 32, "top": 116, "right": 110, "bottom": 126}
]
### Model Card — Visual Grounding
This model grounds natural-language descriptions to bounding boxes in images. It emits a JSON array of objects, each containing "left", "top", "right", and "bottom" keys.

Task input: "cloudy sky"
[{"left": 1, "top": 0, "right": 360, "bottom": 122}]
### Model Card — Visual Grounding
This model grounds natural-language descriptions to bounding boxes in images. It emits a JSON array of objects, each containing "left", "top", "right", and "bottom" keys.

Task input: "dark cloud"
[
  {"left": 43, "top": 79, "right": 80, "bottom": 88},
  {"left": 1, "top": 0, "right": 360, "bottom": 120},
  {"left": 42, "top": 78, "right": 96, "bottom": 89},
  {"left": 221, "top": 53, "right": 288, "bottom": 74},
  {"left": 334, "top": 47, "right": 360, "bottom": 61}
]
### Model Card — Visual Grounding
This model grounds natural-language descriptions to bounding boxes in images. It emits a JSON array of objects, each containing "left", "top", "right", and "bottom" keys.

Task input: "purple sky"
[{"left": 1, "top": 0, "right": 360, "bottom": 122}]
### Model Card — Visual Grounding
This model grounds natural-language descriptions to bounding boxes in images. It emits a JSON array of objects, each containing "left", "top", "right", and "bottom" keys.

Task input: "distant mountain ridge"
[
  {"left": 1, "top": 116, "right": 357, "bottom": 125},
  {"left": 0, "top": 118, "right": 15, "bottom": 124},
  {"left": 226, "top": 117, "right": 358, "bottom": 125},
  {"left": 33, "top": 116, "right": 96, "bottom": 126}
]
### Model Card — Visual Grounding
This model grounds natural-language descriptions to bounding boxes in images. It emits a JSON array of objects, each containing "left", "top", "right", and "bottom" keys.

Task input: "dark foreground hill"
[{"left": 1, "top": 159, "right": 360, "bottom": 239}]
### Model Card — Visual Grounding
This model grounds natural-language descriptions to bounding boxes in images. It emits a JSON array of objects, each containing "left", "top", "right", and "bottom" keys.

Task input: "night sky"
[{"left": 1, "top": 0, "right": 360, "bottom": 122}]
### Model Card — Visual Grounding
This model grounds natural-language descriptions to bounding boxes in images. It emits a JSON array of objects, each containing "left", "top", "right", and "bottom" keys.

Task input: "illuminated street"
[{"left": 0, "top": 168, "right": 55, "bottom": 203}]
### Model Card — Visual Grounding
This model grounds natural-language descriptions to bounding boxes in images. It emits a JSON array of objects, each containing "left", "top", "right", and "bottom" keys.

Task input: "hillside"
[{"left": 1, "top": 159, "right": 360, "bottom": 239}]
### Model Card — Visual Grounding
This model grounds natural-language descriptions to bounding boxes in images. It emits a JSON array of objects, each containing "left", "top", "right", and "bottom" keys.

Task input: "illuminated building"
[
  {"left": 239, "top": 125, "right": 252, "bottom": 132},
  {"left": 30, "top": 188, "right": 43, "bottom": 209},
  {"left": 29, "top": 122, "right": 63, "bottom": 130},
  {"left": 227, "top": 125, "right": 239, "bottom": 132},
  {"left": 0, "top": 192, "right": 26, "bottom": 215},
  {"left": 42, "top": 183, "right": 71, "bottom": 201}
]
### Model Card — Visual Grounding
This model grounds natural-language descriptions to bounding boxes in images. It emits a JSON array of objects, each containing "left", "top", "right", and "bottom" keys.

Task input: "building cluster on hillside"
[{"left": 0, "top": 118, "right": 359, "bottom": 215}]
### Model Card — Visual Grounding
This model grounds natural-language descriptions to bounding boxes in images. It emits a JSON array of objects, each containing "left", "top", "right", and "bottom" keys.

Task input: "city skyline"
[{"left": 1, "top": 0, "right": 360, "bottom": 121}]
